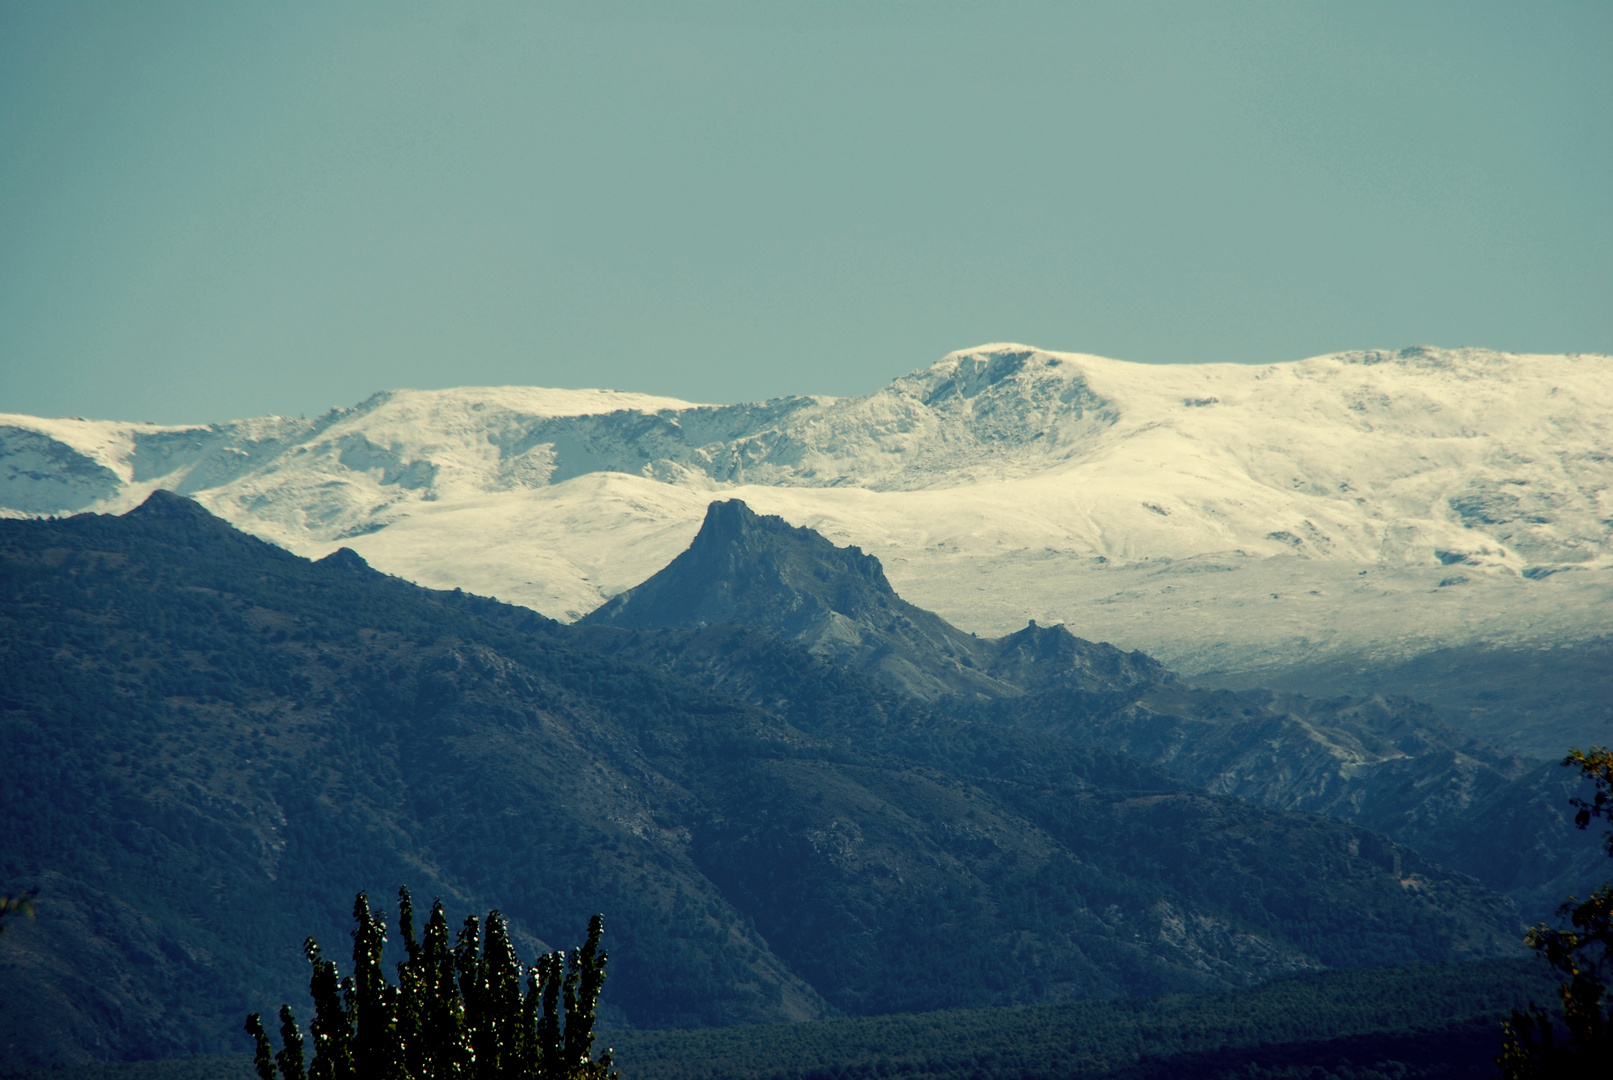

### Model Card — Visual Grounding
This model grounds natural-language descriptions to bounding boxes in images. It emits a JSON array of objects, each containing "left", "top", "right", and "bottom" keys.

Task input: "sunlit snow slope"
[{"left": 4, "top": 345, "right": 1609, "bottom": 691}]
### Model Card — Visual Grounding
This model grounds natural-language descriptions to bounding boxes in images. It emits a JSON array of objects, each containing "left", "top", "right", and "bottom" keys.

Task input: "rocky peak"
[
  {"left": 583, "top": 499, "right": 902, "bottom": 640},
  {"left": 584, "top": 500, "right": 1010, "bottom": 698},
  {"left": 123, "top": 489, "right": 216, "bottom": 521},
  {"left": 585, "top": 499, "right": 1166, "bottom": 703}
]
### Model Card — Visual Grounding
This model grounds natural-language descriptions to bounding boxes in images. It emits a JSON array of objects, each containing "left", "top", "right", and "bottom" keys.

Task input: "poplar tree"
[
  {"left": 350, "top": 893, "right": 406, "bottom": 1080},
  {"left": 416, "top": 898, "right": 471, "bottom": 1080},
  {"left": 278, "top": 1005, "right": 308, "bottom": 1080},
  {"left": 305, "top": 937, "right": 355, "bottom": 1080}
]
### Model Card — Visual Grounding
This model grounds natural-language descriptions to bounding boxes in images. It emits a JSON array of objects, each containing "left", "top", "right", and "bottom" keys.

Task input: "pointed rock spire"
[{"left": 584, "top": 500, "right": 1012, "bottom": 699}]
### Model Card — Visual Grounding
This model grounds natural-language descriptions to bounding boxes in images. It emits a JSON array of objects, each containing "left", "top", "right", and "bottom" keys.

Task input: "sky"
[{"left": 2, "top": 1, "right": 1609, "bottom": 424}]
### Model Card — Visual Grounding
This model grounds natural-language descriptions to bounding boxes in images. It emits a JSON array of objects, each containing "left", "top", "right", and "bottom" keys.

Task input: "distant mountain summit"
[
  {"left": 585, "top": 499, "right": 1163, "bottom": 700},
  {"left": 587, "top": 499, "right": 903, "bottom": 634}
]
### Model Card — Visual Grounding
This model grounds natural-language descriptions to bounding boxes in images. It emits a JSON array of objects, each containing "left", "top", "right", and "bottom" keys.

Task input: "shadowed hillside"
[{"left": 0, "top": 494, "right": 1522, "bottom": 1069}]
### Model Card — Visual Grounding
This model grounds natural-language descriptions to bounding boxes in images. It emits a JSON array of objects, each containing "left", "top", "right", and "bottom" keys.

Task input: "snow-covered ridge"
[
  {"left": 0, "top": 385, "right": 701, "bottom": 521},
  {"left": 3, "top": 345, "right": 1609, "bottom": 681}
]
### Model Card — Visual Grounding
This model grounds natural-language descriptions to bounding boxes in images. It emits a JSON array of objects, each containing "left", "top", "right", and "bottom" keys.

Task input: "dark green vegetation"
[
  {"left": 245, "top": 891, "right": 613, "bottom": 1080},
  {"left": 12, "top": 960, "right": 1561, "bottom": 1080},
  {"left": 0, "top": 494, "right": 1524, "bottom": 1069},
  {"left": 1497, "top": 747, "right": 1612, "bottom": 1077},
  {"left": 590, "top": 500, "right": 1603, "bottom": 922}
]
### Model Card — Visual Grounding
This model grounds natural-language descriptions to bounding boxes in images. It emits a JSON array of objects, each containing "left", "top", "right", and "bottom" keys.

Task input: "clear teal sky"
[{"left": 3, "top": 1, "right": 1609, "bottom": 423}]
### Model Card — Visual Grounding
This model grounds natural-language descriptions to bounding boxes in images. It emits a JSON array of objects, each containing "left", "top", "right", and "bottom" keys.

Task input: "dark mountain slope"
[
  {"left": 582, "top": 500, "right": 1603, "bottom": 923},
  {"left": 562, "top": 622, "right": 1163, "bottom": 792},
  {"left": 567, "top": 625, "right": 1523, "bottom": 969},
  {"left": 1001, "top": 682, "right": 1604, "bottom": 919},
  {"left": 0, "top": 495, "right": 1521, "bottom": 1068},
  {"left": 984, "top": 620, "right": 1167, "bottom": 696}
]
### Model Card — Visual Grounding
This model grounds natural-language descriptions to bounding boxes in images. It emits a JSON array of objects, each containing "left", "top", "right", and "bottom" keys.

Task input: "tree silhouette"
[
  {"left": 248, "top": 888, "right": 615, "bottom": 1080},
  {"left": 1497, "top": 747, "right": 1611, "bottom": 1078}
]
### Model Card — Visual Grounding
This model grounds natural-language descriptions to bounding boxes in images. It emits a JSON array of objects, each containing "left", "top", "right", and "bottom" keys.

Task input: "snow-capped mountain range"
[{"left": 5, "top": 343, "right": 1609, "bottom": 704}]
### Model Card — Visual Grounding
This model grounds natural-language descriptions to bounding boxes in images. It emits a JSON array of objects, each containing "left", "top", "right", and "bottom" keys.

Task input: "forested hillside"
[
  {"left": 0, "top": 495, "right": 1522, "bottom": 1069},
  {"left": 8, "top": 960, "right": 1560, "bottom": 1080}
]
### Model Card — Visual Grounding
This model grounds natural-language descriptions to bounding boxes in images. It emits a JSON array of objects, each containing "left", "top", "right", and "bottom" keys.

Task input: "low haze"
[{"left": 2, "top": 0, "right": 1609, "bottom": 423}]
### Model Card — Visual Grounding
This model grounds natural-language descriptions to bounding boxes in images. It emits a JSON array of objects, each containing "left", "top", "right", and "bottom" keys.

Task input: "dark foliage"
[
  {"left": 1496, "top": 747, "right": 1612, "bottom": 1077},
  {"left": 245, "top": 890, "right": 612, "bottom": 1080}
]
